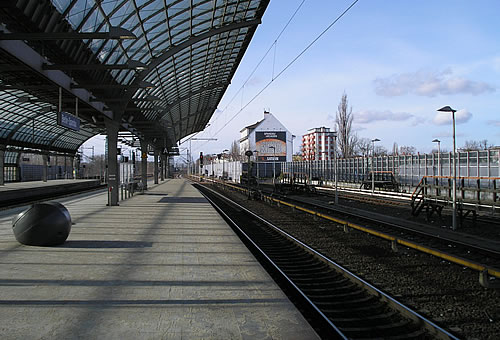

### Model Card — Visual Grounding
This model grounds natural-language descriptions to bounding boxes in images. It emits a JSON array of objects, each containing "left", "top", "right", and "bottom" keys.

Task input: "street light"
[
  {"left": 371, "top": 138, "right": 380, "bottom": 194},
  {"left": 253, "top": 150, "right": 259, "bottom": 182},
  {"left": 333, "top": 131, "right": 338, "bottom": 204},
  {"left": 269, "top": 146, "right": 276, "bottom": 185},
  {"left": 432, "top": 139, "right": 441, "bottom": 177},
  {"left": 222, "top": 149, "right": 229, "bottom": 181},
  {"left": 437, "top": 106, "right": 457, "bottom": 231}
]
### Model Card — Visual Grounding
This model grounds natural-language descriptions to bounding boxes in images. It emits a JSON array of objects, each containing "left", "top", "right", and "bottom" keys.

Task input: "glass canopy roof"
[{"left": 0, "top": 0, "right": 269, "bottom": 155}]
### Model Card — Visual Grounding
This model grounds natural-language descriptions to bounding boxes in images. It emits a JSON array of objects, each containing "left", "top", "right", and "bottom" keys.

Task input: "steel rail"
[
  {"left": 268, "top": 194, "right": 500, "bottom": 280},
  {"left": 195, "top": 182, "right": 459, "bottom": 340},
  {"left": 196, "top": 177, "right": 500, "bottom": 281}
]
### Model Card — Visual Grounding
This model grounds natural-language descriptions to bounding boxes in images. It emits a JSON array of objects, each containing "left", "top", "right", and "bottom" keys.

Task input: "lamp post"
[
  {"left": 437, "top": 106, "right": 457, "bottom": 231},
  {"left": 333, "top": 131, "right": 338, "bottom": 204},
  {"left": 432, "top": 138, "right": 441, "bottom": 177},
  {"left": 269, "top": 146, "right": 276, "bottom": 184},
  {"left": 253, "top": 150, "right": 259, "bottom": 182},
  {"left": 371, "top": 138, "right": 380, "bottom": 193},
  {"left": 222, "top": 149, "right": 229, "bottom": 181}
]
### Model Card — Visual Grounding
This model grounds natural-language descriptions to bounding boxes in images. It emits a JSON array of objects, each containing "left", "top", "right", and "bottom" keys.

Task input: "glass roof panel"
[{"left": 2, "top": 0, "right": 269, "bottom": 151}]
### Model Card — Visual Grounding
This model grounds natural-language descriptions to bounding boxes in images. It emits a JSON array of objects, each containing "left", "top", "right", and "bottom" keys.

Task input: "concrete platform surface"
[
  {"left": 0, "top": 179, "right": 318, "bottom": 339},
  {"left": 0, "top": 179, "right": 100, "bottom": 192}
]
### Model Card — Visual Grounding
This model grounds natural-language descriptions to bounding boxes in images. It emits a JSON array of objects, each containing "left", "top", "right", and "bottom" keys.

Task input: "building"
[
  {"left": 302, "top": 127, "right": 337, "bottom": 161},
  {"left": 239, "top": 110, "right": 293, "bottom": 162}
]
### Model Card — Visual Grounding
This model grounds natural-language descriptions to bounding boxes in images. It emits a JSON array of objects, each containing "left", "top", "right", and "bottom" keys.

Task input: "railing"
[{"left": 410, "top": 176, "right": 500, "bottom": 216}]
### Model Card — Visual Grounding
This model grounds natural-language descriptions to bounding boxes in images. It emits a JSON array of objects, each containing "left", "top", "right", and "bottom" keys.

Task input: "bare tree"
[
  {"left": 374, "top": 145, "right": 388, "bottom": 156},
  {"left": 399, "top": 145, "right": 416, "bottom": 155},
  {"left": 229, "top": 140, "right": 241, "bottom": 161},
  {"left": 462, "top": 139, "right": 491, "bottom": 151},
  {"left": 292, "top": 152, "right": 303, "bottom": 161},
  {"left": 355, "top": 137, "right": 372, "bottom": 157},
  {"left": 335, "top": 92, "right": 356, "bottom": 158},
  {"left": 392, "top": 142, "right": 399, "bottom": 156}
]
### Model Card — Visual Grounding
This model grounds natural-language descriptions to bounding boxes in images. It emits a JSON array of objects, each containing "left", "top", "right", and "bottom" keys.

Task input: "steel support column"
[
  {"left": 70, "top": 156, "right": 75, "bottom": 179},
  {"left": 154, "top": 149, "right": 159, "bottom": 184},
  {"left": 166, "top": 156, "right": 170, "bottom": 178},
  {"left": 42, "top": 154, "right": 48, "bottom": 182},
  {"left": 160, "top": 154, "right": 165, "bottom": 181},
  {"left": 105, "top": 121, "right": 120, "bottom": 206},
  {"left": 140, "top": 140, "right": 148, "bottom": 190},
  {"left": 0, "top": 146, "right": 4, "bottom": 185}
]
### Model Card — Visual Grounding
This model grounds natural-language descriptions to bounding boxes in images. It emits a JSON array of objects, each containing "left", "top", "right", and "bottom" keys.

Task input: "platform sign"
[
  {"left": 255, "top": 131, "right": 286, "bottom": 162},
  {"left": 57, "top": 111, "right": 80, "bottom": 131}
]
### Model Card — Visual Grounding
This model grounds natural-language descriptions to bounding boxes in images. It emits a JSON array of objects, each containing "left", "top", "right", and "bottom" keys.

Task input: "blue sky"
[
  {"left": 195, "top": 0, "right": 500, "bottom": 155},
  {"left": 84, "top": 0, "right": 500, "bottom": 158}
]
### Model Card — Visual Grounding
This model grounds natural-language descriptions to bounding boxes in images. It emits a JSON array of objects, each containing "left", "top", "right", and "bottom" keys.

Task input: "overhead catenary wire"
[
  {"left": 212, "top": 0, "right": 307, "bottom": 122},
  {"left": 194, "top": 0, "right": 360, "bottom": 153},
  {"left": 182, "top": 0, "right": 307, "bottom": 148}
]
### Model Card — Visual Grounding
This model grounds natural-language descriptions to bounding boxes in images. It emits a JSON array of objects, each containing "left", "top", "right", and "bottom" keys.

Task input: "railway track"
[
  {"left": 277, "top": 194, "right": 500, "bottom": 278},
  {"left": 0, "top": 183, "right": 107, "bottom": 209},
  {"left": 203, "top": 177, "right": 500, "bottom": 287},
  {"left": 195, "top": 183, "right": 458, "bottom": 340}
]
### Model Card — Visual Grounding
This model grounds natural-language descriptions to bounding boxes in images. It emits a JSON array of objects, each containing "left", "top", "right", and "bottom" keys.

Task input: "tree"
[
  {"left": 462, "top": 139, "right": 491, "bottom": 151},
  {"left": 374, "top": 145, "right": 388, "bottom": 156},
  {"left": 355, "top": 138, "right": 372, "bottom": 157},
  {"left": 292, "top": 152, "right": 303, "bottom": 161},
  {"left": 229, "top": 140, "right": 241, "bottom": 161},
  {"left": 399, "top": 145, "right": 416, "bottom": 155},
  {"left": 335, "top": 92, "right": 356, "bottom": 158},
  {"left": 392, "top": 142, "right": 399, "bottom": 156}
]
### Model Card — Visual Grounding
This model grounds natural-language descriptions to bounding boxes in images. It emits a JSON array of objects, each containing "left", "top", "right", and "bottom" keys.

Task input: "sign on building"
[{"left": 255, "top": 131, "right": 286, "bottom": 162}]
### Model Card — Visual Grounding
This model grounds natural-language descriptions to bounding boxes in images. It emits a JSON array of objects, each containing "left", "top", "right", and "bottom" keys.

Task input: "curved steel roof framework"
[{"left": 0, "top": 0, "right": 269, "bottom": 155}]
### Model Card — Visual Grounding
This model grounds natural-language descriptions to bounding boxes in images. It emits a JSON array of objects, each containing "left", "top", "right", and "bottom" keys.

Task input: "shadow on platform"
[{"left": 60, "top": 240, "right": 153, "bottom": 248}]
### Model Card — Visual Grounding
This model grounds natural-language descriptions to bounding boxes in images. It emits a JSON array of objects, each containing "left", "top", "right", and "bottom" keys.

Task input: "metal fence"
[
  {"left": 195, "top": 150, "right": 500, "bottom": 190},
  {"left": 202, "top": 161, "right": 243, "bottom": 182},
  {"left": 282, "top": 150, "right": 500, "bottom": 189}
]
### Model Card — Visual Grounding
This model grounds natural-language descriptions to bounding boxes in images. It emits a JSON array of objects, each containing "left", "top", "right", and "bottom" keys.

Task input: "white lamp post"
[
  {"left": 432, "top": 138, "right": 441, "bottom": 177},
  {"left": 437, "top": 106, "right": 457, "bottom": 231},
  {"left": 253, "top": 150, "right": 259, "bottom": 181},
  {"left": 269, "top": 146, "right": 276, "bottom": 184},
  {"left": 371, "top": 138, "right": 380, "bottom": 193},
  {"left": 222, "top": 149, "right": 228, "bottom": 181}
]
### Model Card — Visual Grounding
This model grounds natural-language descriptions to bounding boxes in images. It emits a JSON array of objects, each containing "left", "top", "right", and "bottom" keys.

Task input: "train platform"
[
  {"left": 0, "top": 178, "right": 101, "bottom": 191},
  {"left": 0, "top": 179, "right": 318, "bottom": 339},
  {"left": 0, "top": 179, "right": 103, "bottom": 207}
]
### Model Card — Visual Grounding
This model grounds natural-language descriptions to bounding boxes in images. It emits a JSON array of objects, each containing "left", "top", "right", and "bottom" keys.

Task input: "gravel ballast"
[{"left": 209, "top": 184, "right": 500, "bottom": 340}]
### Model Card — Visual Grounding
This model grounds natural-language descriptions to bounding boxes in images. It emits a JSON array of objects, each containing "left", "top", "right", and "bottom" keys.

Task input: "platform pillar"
[
  {"left": 140, "top": 140, "right": 148, "bottom": 190},
  {"left": 70, "top": 156, "right": 75, "bottom": 179},
  {"left": 64, "top": 156, "right": 68, "bottom": 179},
  {"left": 154, "top": 149, "right": 159, "bottom": 184},
  {"left": 105, "top": 121, "right": 120, "bottom": 206},
  {"left": 0, "top": 145, "right": 5, "bottom": 185},
  {"left": 165, "top": 155, "right": 170, "bottom": 178},
  {"left": 42, "top": 154, "right": 48, "bottom": 182},
  {"left": 160, "top": 154, "right": 165, "bottom": 181}
]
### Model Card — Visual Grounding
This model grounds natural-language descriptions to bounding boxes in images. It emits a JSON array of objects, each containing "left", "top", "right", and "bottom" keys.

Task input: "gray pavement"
[{"left": 0, "top": 179, "right": 318, "bottom": 339}]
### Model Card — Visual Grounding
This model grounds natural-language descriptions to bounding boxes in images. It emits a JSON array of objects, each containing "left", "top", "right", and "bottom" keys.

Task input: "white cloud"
[
  {"left": 374, "top": 69, "right": 495, "bottom": 97},
  {"left": 433, "top": 109, "right": 472, "bottom": 125},
  {"left": 487, "top": 120, "right": 500, "bottom": 127},
  {"left": 354, "top": 110, "right": 414, "bottom": 124}
]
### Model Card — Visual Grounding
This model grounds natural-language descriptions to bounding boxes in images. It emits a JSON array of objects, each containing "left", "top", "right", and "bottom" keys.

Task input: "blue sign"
[{"left": 57, "top": 111, "right": 80, "bottom": 131}]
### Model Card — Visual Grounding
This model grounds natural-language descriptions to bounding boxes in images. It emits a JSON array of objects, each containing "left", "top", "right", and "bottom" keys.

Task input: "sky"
[{"left": 83, "top": 0, "right": 500, "bottom": 159}]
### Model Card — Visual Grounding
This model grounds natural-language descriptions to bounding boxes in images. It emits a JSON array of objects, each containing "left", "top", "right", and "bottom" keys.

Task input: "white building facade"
[
  {"left": 302, "top": 127, "right": 336, "bottom": 161},
  {"left": 239, "top": 111, "right": 293, "bottom": 162}
]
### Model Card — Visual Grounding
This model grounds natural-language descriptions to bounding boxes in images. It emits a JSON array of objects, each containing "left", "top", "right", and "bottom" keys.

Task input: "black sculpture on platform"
[{"left": 12, "top": 202, "right": 72, "bottom": 246}]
